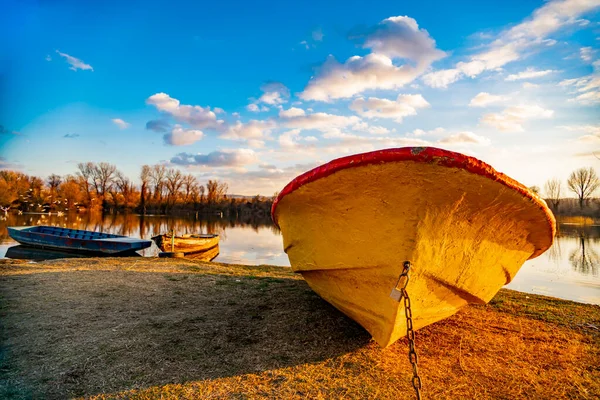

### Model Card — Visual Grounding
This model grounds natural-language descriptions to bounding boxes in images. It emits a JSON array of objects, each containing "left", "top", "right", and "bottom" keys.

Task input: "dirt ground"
[{"left": 0, "top": 258, "right": 598, "bottom": 399}]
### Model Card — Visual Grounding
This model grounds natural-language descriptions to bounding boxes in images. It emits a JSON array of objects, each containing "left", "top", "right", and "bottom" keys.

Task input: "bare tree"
[
  {"left": 47, "top": 174, "right": 62, "bottom": 203},
  {"left": 149, "top": 165, "right": 166, "bottom": 203},
  {"left": 28, "top": 176, "right": 44, "bottom": 203},
  {"left": 567, "top": 167, "right": 600, "bottom": 209},
  {"left": 544, "top": 178, "right": 562, "bottom": 211},
  {"left": 528, "top": 186, "right": 540, "bottom": 196},
  {"left": 182, "top": 174, "right": 197, "bottom": 203},
  {"left": 198, "top": 184, "right": 205, "bottom": 204},
  {"left": 93, "top": 163, "right": 116, "bottom": 196},
  {"left": 111, "top": 170, "right": 134, "bottom": 209},
  {"left": 77, "top": 162, "right": 95, "bottom": 203},
  {"left": 190, "top": 184, "right": 204, "bottom": 207},
  {"left": 59, "top": 175, "right": 84, "bottom": 209},
  {"left": 140, "top": 165, "right": 151, "bottom": 214},
  {"left": 206, "top": 180, "right": 228, "bottom": 204},
  {"left": 92, "top": 162, "right": 116, "bottom": 209},
  {"left": 165, "top": 168, "right": 184, "bottom": 205}
]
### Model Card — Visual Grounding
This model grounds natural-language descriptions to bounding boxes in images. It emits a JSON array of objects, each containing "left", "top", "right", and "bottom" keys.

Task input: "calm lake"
[{"left": 1, "top": 213, "right": 598, "bottom": 305}]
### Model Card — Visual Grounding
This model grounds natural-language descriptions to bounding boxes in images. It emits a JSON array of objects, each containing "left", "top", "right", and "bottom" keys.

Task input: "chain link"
[{"left": 393, "top": 261, "right": 422, "bottom": 400}]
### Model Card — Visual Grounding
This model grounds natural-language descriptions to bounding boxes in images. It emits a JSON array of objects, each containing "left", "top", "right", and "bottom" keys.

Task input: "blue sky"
[{"left": 1, "top": 0, "right": 599, "bottom": 195}]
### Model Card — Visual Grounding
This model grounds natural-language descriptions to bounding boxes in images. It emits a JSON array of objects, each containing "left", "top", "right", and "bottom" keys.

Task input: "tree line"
[
  {"left": 1, "top": 164, "right": 598, "bottom": 217},
  {"left": 0, "top": 162, "right": 273, "bottom": 217},
  {"left": 537, "top": 167, "right": 600, "bottom": 217}
]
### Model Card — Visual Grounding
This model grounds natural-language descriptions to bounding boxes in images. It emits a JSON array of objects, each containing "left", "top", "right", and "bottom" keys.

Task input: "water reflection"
[
  {"left": 0, "top": 212, "right": 283, "bottom": 265},
  {"left": 1, "top": 213, "right": 599, "bottom": 304},
  {"left": 507, "top": 223, "right": 600, "bottom": 305},
  {"left": 5, "top": 245, "right": 140, "bottom": 261},
  {"left": 559, "top": 224, "right": 600, "bottom": 276}
]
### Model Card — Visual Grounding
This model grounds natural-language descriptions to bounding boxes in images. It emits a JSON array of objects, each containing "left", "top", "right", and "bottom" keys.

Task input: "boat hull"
[
  {"left": 152, "top": 234, "right": 219, "bottom": 255},
  {"left": 272, "top": 147, "right": 555, "bottom": 347},
  {"left": 184, "top": 245, "right": 220, "bottom": 261},
  {"left": 8, "top": 226, "right": 152, "bottom": 255}
]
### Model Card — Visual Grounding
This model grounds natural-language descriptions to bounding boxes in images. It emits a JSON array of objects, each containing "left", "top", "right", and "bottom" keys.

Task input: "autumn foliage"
[{"left": 0, "top": 163, "right": 272, "bottom": 216}]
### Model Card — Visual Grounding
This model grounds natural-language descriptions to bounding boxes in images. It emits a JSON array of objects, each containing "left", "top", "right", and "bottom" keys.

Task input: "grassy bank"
[{"left": 0, "top": 258, "right": 598, "bottom": 399}]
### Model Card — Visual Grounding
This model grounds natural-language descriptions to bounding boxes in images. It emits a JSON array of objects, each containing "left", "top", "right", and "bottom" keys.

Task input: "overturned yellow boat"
[{"left": 272, "top": 147, "right": 555, "bottom": 347}]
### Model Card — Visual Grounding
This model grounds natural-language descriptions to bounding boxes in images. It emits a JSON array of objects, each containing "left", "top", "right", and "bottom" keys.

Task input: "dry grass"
[{"left": 0, "top": 258, "right": 598, "bottom": 400}]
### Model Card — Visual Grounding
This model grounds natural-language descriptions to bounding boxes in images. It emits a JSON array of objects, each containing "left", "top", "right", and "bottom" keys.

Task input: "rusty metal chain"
[{"left": 391, "top": 261, "right": 422, "bottom": 400}]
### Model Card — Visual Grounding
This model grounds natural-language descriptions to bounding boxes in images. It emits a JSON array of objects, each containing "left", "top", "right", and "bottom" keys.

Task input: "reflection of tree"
[
  {"left": 546, "top": 238, "right": 562, "bottom": 264},
  {"left": 2, "top": 212, "right": 281, "bottom": 251},
  {"left": 569, "top": 229, "right": 600, "bottom": 276}
]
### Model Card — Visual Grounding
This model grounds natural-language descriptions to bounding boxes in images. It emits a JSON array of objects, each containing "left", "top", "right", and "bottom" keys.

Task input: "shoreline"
[{"left": 1, "top": 258, "right": 599, "bottom": 399}]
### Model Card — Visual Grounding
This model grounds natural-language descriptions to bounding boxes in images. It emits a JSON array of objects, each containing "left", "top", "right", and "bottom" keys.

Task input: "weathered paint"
[
  {"left": 272, "top": 147, "right": 556, "bottom": 347},
  {"left": 7, "top": 226, "right": 152, "bottom": 255}
]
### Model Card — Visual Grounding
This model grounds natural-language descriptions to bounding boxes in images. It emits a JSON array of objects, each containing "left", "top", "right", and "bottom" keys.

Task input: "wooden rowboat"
[
  {"left": 151, "top": 233, "right": 219, "bottom": 255},
  {"left": 7, "top": 226, "right": 152, "bottom": 255},
  {"left": 184, "top": 245, "right": 220, "bottom": 262},
  {"left": 271, "top": 147, "right": 555, "bottom": 347}
]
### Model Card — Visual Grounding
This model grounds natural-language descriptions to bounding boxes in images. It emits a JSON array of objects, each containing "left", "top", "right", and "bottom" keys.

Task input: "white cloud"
[
  {"left": 279, "top": 111, "right": 361, "bottom": 133},
  {"left": 246, "top": 82, "right": 289, "bottom": 111},
  {"left": 423, "top": 0, "right": 600, "bottom": 88},
  {"left": 559, "top": 67, "right": 600, "bottom": 105},
  {"left": 422, "top": 69, "right": 462, "bottom": 88},
  {"left": 214, "top": 107, "right": 225, "bottom": 114},
  {"left": 349, "top": 94, "right": 430, "bottom": 122},
  {"left": 300, "top": 16, "right": 445, "bottom": 101},
  {"left": 278, "top": 107, "right": 306, "bottom": 118},
  {"left": 45, "top": 54, "right": 52, "bottom": 61},
  {"left": 318, "top": 131, "right": 433, "bottom": 154},
  {"left": 570, "top": 90, "right": 600, "bottom": 104},
  {"left": 246, "top": 103, "right": 268, "bottom": 112},
  {"left": 170, "top": 149, "right": 257, "bottom": 167},
  {"left": 350, "top": 122, "right": 391, "bottom": 135},
  {"left": 111, "top": 118, "right": 130, "bottom": 129},
  {"left": 561, "top": 124, "right": 600, "bottom": 142},
  {"left": 580, "top": 46, "right": 594, "bottom": 62},
  {"left": 437, "top": 131, "right": 490, "bottom": 145},
  {"left": 456, "top": 60, "right": 487, "bottom": 77},
  {"left": 409, "top": 127, "right": 447, "bottom": 137},
  {"left": 468, "top": 92, "right": 508, "bottom": 107},
  {"left": 506, "top": 67, "right": 556, "bottom": 81},
  {"left": 522, "top": 82, "right": 540, "bottom": 89},
  {"left": 481, "top": 105, "right": 554, "bottom": 132},
  {"left": 246, "top": 139, "right": 266, "bottom": 149},
  {"left": 366, "top": 126, "right": 391, "bottom": 135},
  {"left": 146, "top": 93, "right": 223, "bottom": 129},
  {"left": 207, "top": 161, "right": 323, "bottom": 196},
  {"left": 55, "top": 50, "right": 93, "bottom": 71},
  {"left": 220, "top": 120, "right": 276, "bottom": 141},
  {"left": 360, "top": 16, "right": 445, "bottom": 62},
  {"left": 402, "top": 127, "right": 489, "bottom": 146},
  {"left": 257, "top": 82, "right": 290, "bottom": 105},
  {"left": 312, "top": 28, "right": 324, "bottom": 42},
  {"left": 163, "top": 125, "right": 204, "bottom": 146},
  {"left": 278, "top": 129, "right": 306, "bottom": 149}
]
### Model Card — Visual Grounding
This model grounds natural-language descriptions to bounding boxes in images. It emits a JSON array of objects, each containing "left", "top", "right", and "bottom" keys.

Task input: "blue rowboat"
[{"left": 7, "top": 226, "right": 152, "bottom": 255}]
